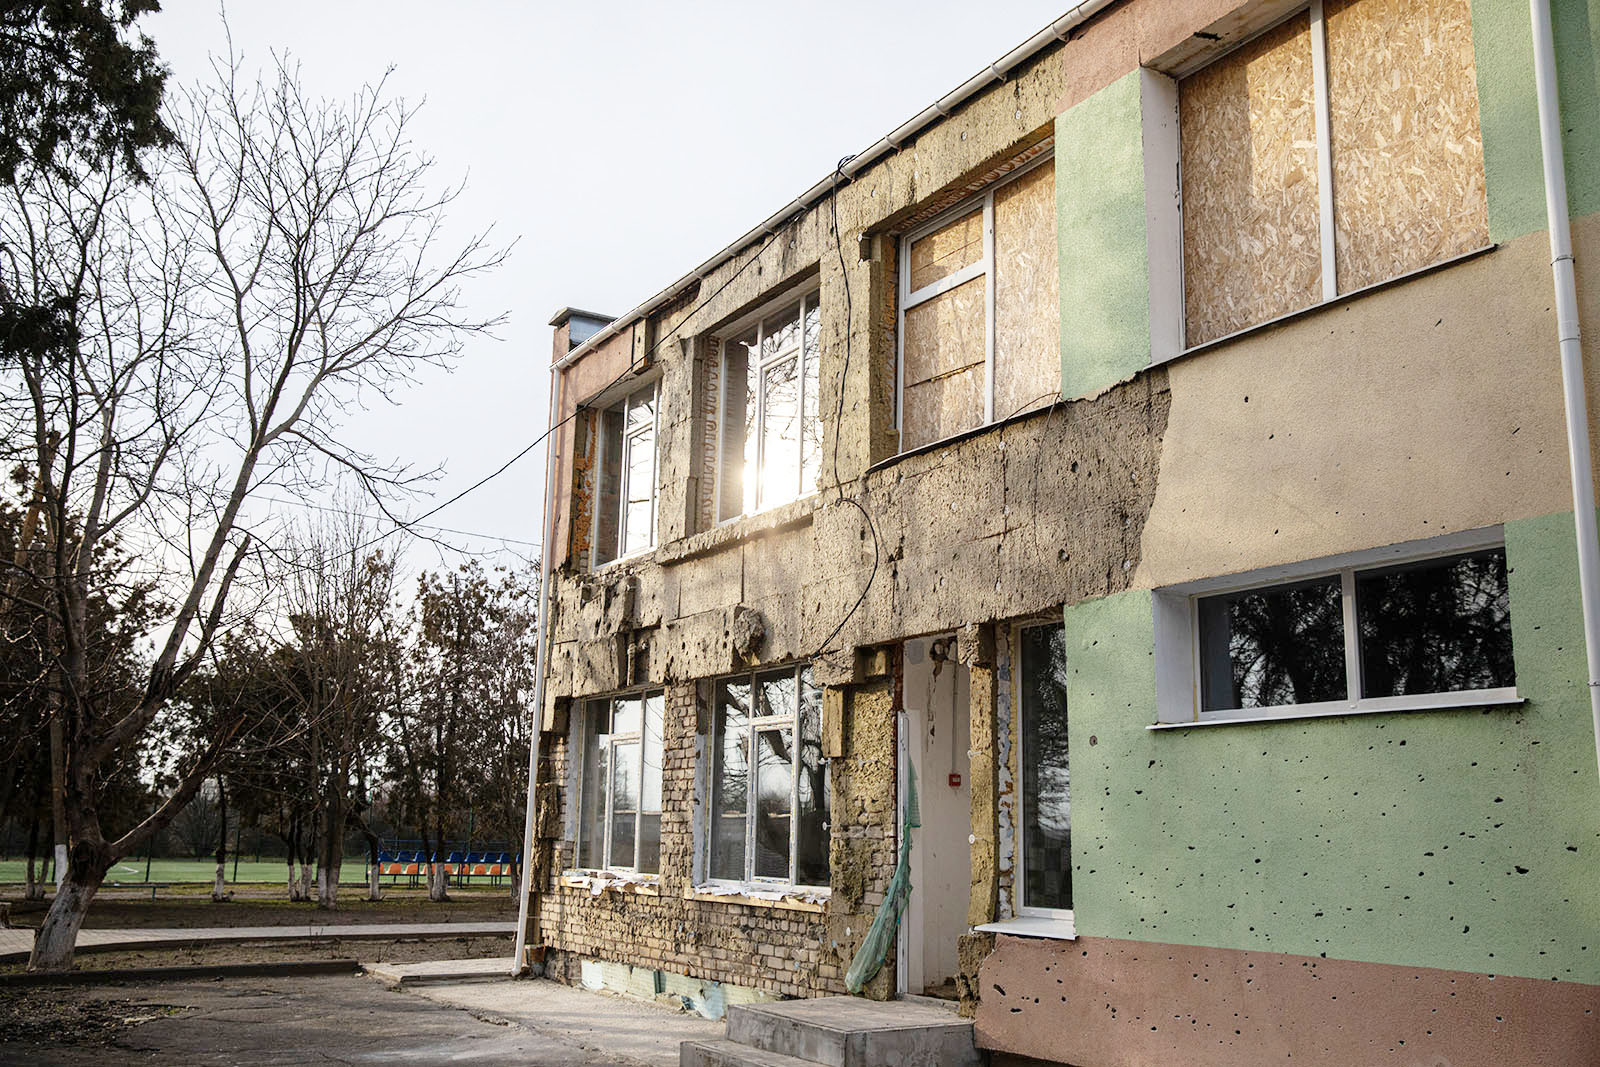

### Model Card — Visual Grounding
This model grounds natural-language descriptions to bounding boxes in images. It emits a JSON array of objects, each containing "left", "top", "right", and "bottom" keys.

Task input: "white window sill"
[
  {"left": 685, "top": 884, "right": 829, "bottom": 914},
  {"left": 558, "top": 870, "right": 661, "bottom": 896},
  {"left": 975, "top": 915, "right": 1076, "bottom": 941},
  {"left": 592, "top": 545, "right": 654, "bottom": 573},
  {"left": 1149, "top": 692, "right": 1527, "bottom": 731}
]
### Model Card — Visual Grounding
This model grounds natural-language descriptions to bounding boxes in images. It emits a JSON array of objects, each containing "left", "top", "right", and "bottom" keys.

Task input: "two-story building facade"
[{"left": 521, "top": 1, "right": 1600, "bottom": 1063}]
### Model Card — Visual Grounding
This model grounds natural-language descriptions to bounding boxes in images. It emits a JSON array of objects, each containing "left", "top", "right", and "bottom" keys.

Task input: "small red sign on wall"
[{"left": 948, "top": 773, "right": 962, "bottom": 789}]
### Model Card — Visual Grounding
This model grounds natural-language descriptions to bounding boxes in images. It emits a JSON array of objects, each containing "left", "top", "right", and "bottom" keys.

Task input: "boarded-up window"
[
  {"left": 1179, "top": 0, "right": 1487, "bottom": 347},
  {"left": 1180, "top": 13, "right": 1321, "bottom": 347},
  {"left": 1325, "top": 0, "right": 1488, "bottom": 291},
  {"left": 899, "top": 156, "right": 1058, "bottom": 453}
]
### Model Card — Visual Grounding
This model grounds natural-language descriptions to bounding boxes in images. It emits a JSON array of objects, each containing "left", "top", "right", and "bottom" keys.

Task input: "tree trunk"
[
  {"left": 427, "top": 826, "right": 449, "bottom": 902},
  {"left": 23, "top": 817, "right": 41, "bottom": 902},
  {"left": 28, "top": 840, "right": 111, "bottom": 971},
  {"left": 317, "top": 789, "right": 342, "bottom": 910},
  {"left": 362, "top": 827, "right": 382, "bottom": 902},
  {"left": 211, "top": 778, "right": 229, "bottom": 902}
]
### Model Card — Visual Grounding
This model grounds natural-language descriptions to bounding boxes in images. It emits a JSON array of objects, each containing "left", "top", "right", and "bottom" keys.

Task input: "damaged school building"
[{"left": 516, "top": 1, "right": 1600, "bottom": 1063}]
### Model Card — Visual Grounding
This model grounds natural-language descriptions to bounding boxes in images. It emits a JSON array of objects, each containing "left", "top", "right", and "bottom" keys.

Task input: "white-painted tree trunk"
[
  {"left": 212, "top": 862, "right": 228, "bottom": 902},
  {"left": 316, "top": 862, "right": 340, "bottom": 909},
  {"left": 300, "top": 861, "right": 313, "bottom": 901},
  {"left": 427, "top": 859, "right": 449, "bottom": 902},
  {"left": 53, "top": 844, "right": 67, "bottom": 891},
  {"left": 367, "top": 862, "right": 382, "bottom": 901},
  {"left": 28, "top": 874, "right": 95, "bottom": 971}
]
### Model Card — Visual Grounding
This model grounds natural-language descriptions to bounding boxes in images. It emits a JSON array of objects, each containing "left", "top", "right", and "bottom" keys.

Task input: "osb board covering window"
[
  {"left": 908, "top": 207, "right": 983, "bottom": 292},
  {"left": 902, "top": 275, "right": 986, "bottom": 450},
  {"left": 1326, "top": 0, "right": 1488, "bottom": 291},
  {"left": 1180, "top": 13, "right": 1322, "bottom": 347},
  {"left": 993, "top": 160, "right": 1060, "bottom": 422}
]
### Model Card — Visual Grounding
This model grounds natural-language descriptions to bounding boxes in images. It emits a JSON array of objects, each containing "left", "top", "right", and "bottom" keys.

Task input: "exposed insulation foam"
[
  {"left": 1326, "top": 0, "right": 1488, "bottom": 292},
  {"left": 1180, "top": 12, "right": 1322, "bottom": 347},
  {"left": 908, "top": 207, "right": 983, "bottom": 293},
  {"left": 902, "top": 274, "right": 986, "bottom": 450},
  {"left": 993, "top": 160, "right": 1060, "bottom": 420}
]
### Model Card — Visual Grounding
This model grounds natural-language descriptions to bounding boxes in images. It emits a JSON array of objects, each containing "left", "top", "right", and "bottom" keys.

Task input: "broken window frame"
[
  {"left": 572, "top": 690, "right": 666, "bottom": 875},
  {"left": 1013, "top": 619, "right": 1074, "bottom": 923},
  {"left": 1150, "top": 528, "right": 1523, "bottom": 728},
  {"left": 703, "top": 663, "right": 830, "bottom": 890},
  {"left": 590, "top": 380, "right": 658, "bottom": 568},
  {"left": 895, "top": 152, "right": 1053, "bottom": 451},
  {"left": 712, "top": 288, "right": 823, "bottom": 524}
]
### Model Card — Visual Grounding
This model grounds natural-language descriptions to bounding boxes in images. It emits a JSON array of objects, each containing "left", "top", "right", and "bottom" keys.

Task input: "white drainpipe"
[
  {"left": 511, "top": 356, "right": 565, "bottom": 975},
  {"left": 1530, "top": 0, "right": 1600, "bottom": 782}
]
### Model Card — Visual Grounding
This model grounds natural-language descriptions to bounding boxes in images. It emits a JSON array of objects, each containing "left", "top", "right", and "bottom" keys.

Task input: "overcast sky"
[{"left": 146, "top": 1, "right": 1069, "bottom": 575}]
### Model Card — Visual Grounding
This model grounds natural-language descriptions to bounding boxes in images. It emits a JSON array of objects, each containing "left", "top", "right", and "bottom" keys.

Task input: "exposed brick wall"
[{"left": 532, "top": 677, "right": 898, "bottom": 1000}]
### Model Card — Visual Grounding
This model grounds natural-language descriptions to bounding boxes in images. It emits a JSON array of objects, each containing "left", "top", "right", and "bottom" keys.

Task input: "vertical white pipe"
[
  {"left": 511, "top": 359, "right": 564, "bottom": 975},
  {"left": 1530, "top": 0, "right": 1600, "bottom": 783}
]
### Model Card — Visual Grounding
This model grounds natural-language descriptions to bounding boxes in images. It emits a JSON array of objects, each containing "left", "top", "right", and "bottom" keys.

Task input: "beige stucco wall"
[{"left": 1134, "top": 215, "right": 1600, "bottom": 590}]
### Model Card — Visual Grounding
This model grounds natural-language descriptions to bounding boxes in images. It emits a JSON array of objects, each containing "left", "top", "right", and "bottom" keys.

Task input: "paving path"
[{"left": 0, "top": 920, "right": 517, "bottom": 963}]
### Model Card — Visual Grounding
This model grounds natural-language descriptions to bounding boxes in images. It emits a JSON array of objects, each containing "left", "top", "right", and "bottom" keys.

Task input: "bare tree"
[{"left": 0, "top": 52, "right": 504, "bottom": 970}]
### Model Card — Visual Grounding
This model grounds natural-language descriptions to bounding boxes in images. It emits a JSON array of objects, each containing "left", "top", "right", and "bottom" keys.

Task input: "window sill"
[
  {"left": 975, "top": 915, "right": 1076, "bottom": 941},
  {"left": 558, "top": 871, "right": 661, "bottom": 897},
  {"left": 591, "top": 546, "right": 655, "bottom": 574},
  {"left": 1155, "top": 244, "right": 1497, "bottom": 368},
  {"left": 659, "top": 496, "right": 817, "bottom": 566},
  {"left": 870, "top": 399, "right": 1059, "bottom": 476},
  {"left": 684, "top": 885, "right": 829, "bottom": 914},
  {"left": 1148, "top": 692, "right": 1527, "bottom": 731}
]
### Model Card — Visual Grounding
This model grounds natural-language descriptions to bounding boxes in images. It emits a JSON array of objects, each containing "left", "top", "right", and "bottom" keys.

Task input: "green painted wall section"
[
  {"left": 1057, "top": 70, "right": 1151, "bottom": 401},
  {"left": 1473, "top": 0, "right": 1600, "bottom": 242},
  {"left": 1064, "top": 511, "right": 1600, "bottom": 983}
]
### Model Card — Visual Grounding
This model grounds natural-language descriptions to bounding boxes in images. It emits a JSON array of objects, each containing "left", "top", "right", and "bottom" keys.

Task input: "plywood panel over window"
[
  {"left": 902, "top": 275, "right": 987, "bottom": 450},
  {"left": 1180, "top": 13, "right": 1322, "bottom": 347},
  {"left": 1325, "top": 0, "right": 1488, "bottom": 292},
  {"left": 909, "top": 208, "right": 984, "bottom": 293},
  {"left": 993, "top": 160, "right": 1060, "bottom": 422}
]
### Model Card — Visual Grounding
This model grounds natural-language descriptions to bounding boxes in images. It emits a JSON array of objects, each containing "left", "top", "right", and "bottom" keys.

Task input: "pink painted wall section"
[
  {"left": 976, "top": 934, "right": 1600, "bottom": 1067},
  {"left": 549, "top": 327, "right": 638, "bottom": 568}
]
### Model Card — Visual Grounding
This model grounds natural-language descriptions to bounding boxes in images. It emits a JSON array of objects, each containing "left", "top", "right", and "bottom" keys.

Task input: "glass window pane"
[
  {"left": 762, "top": 302, "right": 801, "bottom": 362},
  {"left": 908, "top": 208, "right": 983, "bottom": 292},
  {"left": 626, "top": 385, "right": 655, "bottom": 432},
  {"left": 755, "top": 669, "right": 798, "bottom": 720},
  {"left": 711, "top": 680, "right": 750, "bottom": 880},
  {"left": 1357, "top": 548, "right": 1514, "bottom": 698},
  {"left": 622, "top": 423, "right": 655, "bottom": 555},
  {"left": 593, "top": 408, "right": 623, "bottom": 565},
  {"left": 610, "top": 740, "right": 639, "bottom": 869},
  {"left": 1020, "top": 625, "right": 1072, "bottom": 912},
  {"left": 641, "top": 692, "right": 664, "bottom": 812},
  {"left": 719, "top": 331, "right": 757, "bottom": 521},
  {"left": 612, "top": 695, "right": 641, "bottom": 737},
  {"left": 754, "top": 727, "right": 793, "bottom": 880},
  {"left": 760, "top": 356, "right": 801, "bottom": 510},
  {"left": 637, "top": 814, "right": 661, "bottom": 875},
  {"left": 577, "top": 701, "right": 609, "bottom": 869},
  {"left": 1198, "top": 575, "right": 1347, "bottom": 711},
  {"left": 796, "top": 670, "right": 830, "bottom": 885},
  {"left": 801, "top": 300, "right": 821, "bottom": 496}
]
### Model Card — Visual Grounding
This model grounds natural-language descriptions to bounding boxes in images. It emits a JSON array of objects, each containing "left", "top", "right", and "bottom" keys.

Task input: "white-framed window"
[
  {"left": 715, "top": 292, "right": 822, "bottom": 522},
  {"left": 592, "top": 381, "right": 657, "bottom": 567},
  {"left": 575, "top": 691, "right": 665, "bottom": 874},
  {"left": 1153, "top": 530, "right": 1518, "bottom": 727},
  {"left": 706, "top": 664, "right": 829, "bottom": 887},
  {"left": 1014, "top": 621, "right": 1072, "bottom": 919},
  {"left": 896, "top": 152, "right": 1058, "bottom": 453}
]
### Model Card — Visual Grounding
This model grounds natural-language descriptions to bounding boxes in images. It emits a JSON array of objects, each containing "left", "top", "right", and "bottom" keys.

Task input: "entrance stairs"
[{"left": 679, "top": 996, "right": 981, "bottom": 1067}]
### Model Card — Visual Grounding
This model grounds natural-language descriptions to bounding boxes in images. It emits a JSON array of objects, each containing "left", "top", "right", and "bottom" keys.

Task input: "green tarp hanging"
[{"left": 844, "top": 763, "right": 920, "bottom": 993}]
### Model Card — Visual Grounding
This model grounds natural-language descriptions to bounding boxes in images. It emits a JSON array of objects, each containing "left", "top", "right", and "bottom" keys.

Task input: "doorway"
[{"left": 898, "top": 635, "right": 972, "bottom": 999}]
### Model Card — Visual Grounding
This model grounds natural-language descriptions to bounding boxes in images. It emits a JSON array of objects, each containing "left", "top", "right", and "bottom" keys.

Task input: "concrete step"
[
  {"left": 362, "top": 957, "right": 514, "bottom": 985},
  {"left": 724, "top": 997, "right": 980, "bottom": 1067},
  {"left": 679, "top": 1038, "right": 821, "bottom": 1067}
]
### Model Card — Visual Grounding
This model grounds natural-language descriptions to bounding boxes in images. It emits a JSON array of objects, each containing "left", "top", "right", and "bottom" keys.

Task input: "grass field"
[{"left": 0, "top": 857, "right": 382, "bottom": 886}]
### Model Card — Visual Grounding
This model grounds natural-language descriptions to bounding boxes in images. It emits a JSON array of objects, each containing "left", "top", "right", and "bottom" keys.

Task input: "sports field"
[{"left": 0, "top": 857, "right": 375, "bottom": 886}]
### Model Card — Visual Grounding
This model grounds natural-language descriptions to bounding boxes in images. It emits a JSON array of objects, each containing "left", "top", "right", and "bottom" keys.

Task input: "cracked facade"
[{"left": 524, "top": 2, "right": 1600, "bottom": 1063}]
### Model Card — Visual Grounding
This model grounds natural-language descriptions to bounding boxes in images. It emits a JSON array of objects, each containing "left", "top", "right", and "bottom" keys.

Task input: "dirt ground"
[
  {"left": 0, "top": 935, "right": 514, "bottom": 975},
  {"left": 4, "top": 884, "right": 517, "bottom": 930},
  {"left": 0, "top": 973, "right": 665, "bottom": 1065}
]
